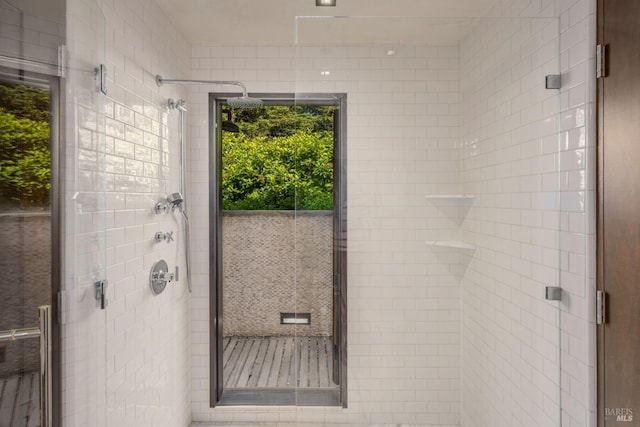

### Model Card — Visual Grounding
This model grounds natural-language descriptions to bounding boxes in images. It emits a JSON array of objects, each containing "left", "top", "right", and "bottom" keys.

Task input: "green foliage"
[
  {"left": 0, "top": 83, "right": 51, "bottom": 208},
  {"left": 222, "top": 105, "right": 335, "bottom": 210},
  {"left": 228, "top": 105, "right": 335, "bottom": 139},
  {"left": 0, "top": 84, "right": 50, "bottom": 122}
]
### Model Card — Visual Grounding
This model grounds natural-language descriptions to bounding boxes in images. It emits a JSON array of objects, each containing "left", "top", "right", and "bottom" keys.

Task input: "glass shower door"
[
  {"left": 293, "top": 15, "right": 563, "bottom": 425},
  {"left": 0, "top": 68, "right": 57, "bottom": 427},
  {"left": 64, "top": 0, "right": 108, "bottom": 426},
  {"left": 291, "top": 94, "right": 345, "bottom": 406},
  {"left": 0, "top": 1, "right": 66, "bottom": 425}
]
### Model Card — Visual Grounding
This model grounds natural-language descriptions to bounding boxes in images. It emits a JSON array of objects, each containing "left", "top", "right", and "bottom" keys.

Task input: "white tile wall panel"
[
  {"left": 188, "top": 43, "right": 461, "bottom": 426},
  {"left": 62, "top": 0, "right": 191, "bottom": 426}
]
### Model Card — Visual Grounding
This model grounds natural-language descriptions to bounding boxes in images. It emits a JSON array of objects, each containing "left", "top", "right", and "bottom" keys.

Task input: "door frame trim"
[
  {"left": 208, "top": 93, "right": 348, "bottom": 407},
  {"left": 596, "top": 1, "right": 605, "bottom": 424}
]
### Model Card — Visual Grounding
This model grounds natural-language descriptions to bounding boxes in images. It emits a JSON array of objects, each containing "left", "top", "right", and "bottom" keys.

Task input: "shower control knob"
[
  {"left": 154, "top": 231, "right": 174, "bottom": 243},
  {"left": 155, "top": 202, "right": 169, "bottom": 214},
  {"left": 150, "top": 259, "right": 174, "bottom": 295}
]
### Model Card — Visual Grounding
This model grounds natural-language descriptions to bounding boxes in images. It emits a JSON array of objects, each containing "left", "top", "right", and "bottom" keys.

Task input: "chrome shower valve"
[
  {"left": 154, "top": 231, "right": 174, "bottom": 243},
  {"left": 150, "top": 259, "right": 174, "bottom": 295}
]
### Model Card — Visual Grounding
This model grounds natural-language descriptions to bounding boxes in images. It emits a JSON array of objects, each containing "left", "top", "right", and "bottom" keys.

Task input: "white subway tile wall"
[
  {"left": 0, "top": 0, "right": 64, "bottom": 67},
  {"left": 558, "top": 0, "right": 597, "bottom": 426},
  {"left": 459, "top": 16, "right": 563, "bottom": 427},
  {"left": 458, "top": 0, "right": 596, "bottom": 427},
  {"left": 188, "top": 44, "right": 463, "bottom": 426},
  {"left": 188, "top": 4, "right": 595, "bottom": 427},
  {"left": 63, "top": 0, "right": 192, "bottom": 426}
]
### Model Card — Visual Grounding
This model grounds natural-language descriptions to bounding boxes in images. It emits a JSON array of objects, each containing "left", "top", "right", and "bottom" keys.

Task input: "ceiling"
[{"left": 153, "top": 0, "right": 500, "bottom": 45}]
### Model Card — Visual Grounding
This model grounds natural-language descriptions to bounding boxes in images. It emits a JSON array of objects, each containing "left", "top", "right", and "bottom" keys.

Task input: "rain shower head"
[
  {"left": 155, "top": 75, "right": 263, "bottom": 108},
  {"left": 227, "top": 95, "right": 263, "bottom": 109}
]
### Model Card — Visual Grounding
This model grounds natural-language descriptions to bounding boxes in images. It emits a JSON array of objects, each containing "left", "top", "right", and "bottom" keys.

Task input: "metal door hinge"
[
  {"left": 596, "top": 290, "right": 606, "bottom": 325},
  {"left": 57, "top": 291, "right": 67, "bottom": 324},
  {"left": 596, "top": 44, "right": 607, "bottom": 79},
  {"left": 333, "top": 274, "right": 341, "bottom": 291},
  {"left": 95, "top": 280, "right": 108, "bottom": 310}
]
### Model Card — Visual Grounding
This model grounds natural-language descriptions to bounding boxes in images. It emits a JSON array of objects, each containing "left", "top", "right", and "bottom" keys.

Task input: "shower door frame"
[{"left": 208, "top": 93, "right": 348, "bottom": 407}]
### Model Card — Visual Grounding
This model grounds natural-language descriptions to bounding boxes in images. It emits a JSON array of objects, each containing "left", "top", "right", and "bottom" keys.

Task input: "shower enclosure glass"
[
  {"left": 294, "top": 15, "right": 563, "bottom": 425},
  {"left": 65, "top": 0, "right": 108, "bottom": 426},
  {"left": 0, "top": 0, "right": 107, "bottom": 425}
]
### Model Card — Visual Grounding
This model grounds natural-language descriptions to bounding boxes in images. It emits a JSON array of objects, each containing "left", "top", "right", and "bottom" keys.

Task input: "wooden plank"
[
  {"left": 14, "top": 371, "right": 36, "bottom": 427},
  {"left": 26, "top": 373, "right": 40, "bottom": 427},
  {"left": 225, "top": 338, "right": 252, "bottom": 387},
  {"left": 256, "top": 338, "right": 278, "bottom": 387},
  {"left": 298, "top": 337, "right": 309, "bottom": 387},
  {"left": 277, "top": 337, "right": 295, "bottom": 388},
  {"left": 0, "top": 376, "right": 19, "bottom": 427},
  {"left": 0, "top": 378, "right": 8, "bottom": 425},
  {"left": 223, "top": 336, "right": 336, "bottom": 389},
  {"left": 247, "top": 338, "right": 270, "bottom": 388},
  {"left": 309, "top": 337, "right": 320, "bottom": 388},
  {"left": 246, "top": 337, "right": 269, "bottom": 388},
  {"left": 236, "top": 338, "right": 261, "bottom": 387},
  {"left": 319, "top": 337, "right": 335, "bottom": 387},
  {"left": 267, "top": 338, "right": 285, "bottom": 387},
  {"left": 223, "top": 336, "right": 237, "bottom": 368}
]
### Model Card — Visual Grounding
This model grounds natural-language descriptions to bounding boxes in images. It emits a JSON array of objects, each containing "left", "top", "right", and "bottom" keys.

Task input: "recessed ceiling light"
[
  {"left": 386, "top": 49, "right": 396, "bottom": 56},
  {"left": 316, "top": 0, "right": 336, "bottom": 6},
  {"left": 320, "top": 70, "right": 331, "bottom": 76}
]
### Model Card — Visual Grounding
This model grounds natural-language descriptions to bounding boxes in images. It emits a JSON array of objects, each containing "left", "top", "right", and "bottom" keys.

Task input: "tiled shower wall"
[
  {"left": 459, "top": 0, "right": 596, "bottom": 426},
  {"left": 459, "top": 16, "right": 563, "bottom": 427},
  {"left": 64, "top": 0, "right": 192, "bottom": 426},
  {"left": 0, "top": 0, "right": 64, "bottom": 67},
  {"left": 188, "top": 45, "right": 463, "bottom": 425}
]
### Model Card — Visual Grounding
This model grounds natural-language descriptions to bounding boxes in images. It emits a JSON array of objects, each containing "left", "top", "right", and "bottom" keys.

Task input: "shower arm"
[{"left": 155, "top": 75, "right": 248, "bottom": 97}]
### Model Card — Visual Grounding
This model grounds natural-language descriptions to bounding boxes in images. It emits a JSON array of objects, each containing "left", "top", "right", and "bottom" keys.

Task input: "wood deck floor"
[
  {"left": 0, "top": 371, "right": 39, "bottom": 427},
  {"left": 223, "top": 336, "right": 337, "bottom": 389}
]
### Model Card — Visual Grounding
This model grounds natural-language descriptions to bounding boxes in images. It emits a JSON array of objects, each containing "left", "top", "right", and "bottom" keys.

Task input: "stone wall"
[{"left": 222, "top": 210, "right": 333, "bottom": 337}]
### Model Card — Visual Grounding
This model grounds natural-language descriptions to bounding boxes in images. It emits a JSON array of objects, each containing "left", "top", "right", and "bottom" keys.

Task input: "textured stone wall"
[{"left": 222, "top": 210, "right": 333, "bottom": 337}]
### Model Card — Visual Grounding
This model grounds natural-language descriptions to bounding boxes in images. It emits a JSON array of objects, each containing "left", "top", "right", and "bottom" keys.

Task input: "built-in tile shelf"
[
  {"left": 425, "top": 240, "right": 476, "bottom": 250},
  {"left": 425, "top": 194, "right": 476, "bottom": 202},
  {"left": 425, "top": 195, "right": 476, "bottom": 252}
]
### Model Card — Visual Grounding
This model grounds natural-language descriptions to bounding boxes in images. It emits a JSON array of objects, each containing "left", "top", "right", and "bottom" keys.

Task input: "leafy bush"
[
  {"left": 221, "top": 105, "right": 335, "bottom": 211},
  {"left": 222, "top": 131, "right": 333, "bottom": 210},
  {"left": 0, "top": 107, "right": 51, "bottom": 207}
]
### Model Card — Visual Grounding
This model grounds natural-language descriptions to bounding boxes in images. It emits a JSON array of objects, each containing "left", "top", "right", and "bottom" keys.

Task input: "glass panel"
[
  {"left": 289, "top": 96, "right": 343, "bottom": 406},
  {"left": 0, "top": 1, "right": 65, "bottom": 425},
  {"left": 294, "top": 15, "right": 561, "bottom": 423},
  {"left": 65, "top": 0, "right": 107, "bottom": 425},
  {"left": 291, "top": 100, "right": 340, "bottom": 405},
  {"left": 219, "top": 99, "right": 335, "bottom": 401},
  {"left": 0, "top": 70, "right": 53, "bottom": 427}
]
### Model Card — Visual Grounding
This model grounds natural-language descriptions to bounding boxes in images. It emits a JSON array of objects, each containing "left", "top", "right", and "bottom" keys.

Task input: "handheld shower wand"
[{"left": 155, "top": 192, "right": 192, "bottom": 293}]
